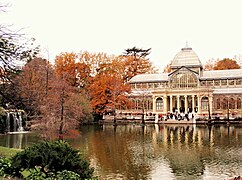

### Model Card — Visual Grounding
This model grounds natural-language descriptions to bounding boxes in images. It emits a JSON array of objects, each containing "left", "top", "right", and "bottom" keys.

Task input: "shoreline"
[{"left": 99, "top": 118, "right": 242, "bottom": 125}]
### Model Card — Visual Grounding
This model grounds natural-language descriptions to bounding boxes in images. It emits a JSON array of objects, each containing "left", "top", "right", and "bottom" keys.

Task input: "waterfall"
[
  {"left": 6, "top": 112, "right": 10, "bottom": 132},
  {"left": 6, "top": 111, "right": 24, "bottom": 132},
  {"left": 18, "top": 112, "right": 24, "bottom": 131}
]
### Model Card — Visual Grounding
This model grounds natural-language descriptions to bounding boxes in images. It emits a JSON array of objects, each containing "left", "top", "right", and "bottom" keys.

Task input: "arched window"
[
  {"left": 201, "top": 97, "right": 209, "bottom": 110},
  {"left": 170, "top": 69, "right": 198, "bottom": 89},
  {"left": 156, "top": 98, "right": 163, "bottom": 110}
]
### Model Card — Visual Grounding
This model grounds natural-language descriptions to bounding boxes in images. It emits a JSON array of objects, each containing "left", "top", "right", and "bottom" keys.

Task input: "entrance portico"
[{"left": 153, "top": 93, "right": 200, "bottom": 114}]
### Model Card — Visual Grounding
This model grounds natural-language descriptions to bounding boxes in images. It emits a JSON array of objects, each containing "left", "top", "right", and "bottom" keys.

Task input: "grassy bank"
[{"left": 0, "top": 146, "right": 22, "bottom": 158}]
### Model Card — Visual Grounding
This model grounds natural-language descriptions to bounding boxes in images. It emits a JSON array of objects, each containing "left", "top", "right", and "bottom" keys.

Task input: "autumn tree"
[
  {"left": 213, "top": 58, "right": 240, "bottom": 70},
  {"left": 122, "top": 47, "right": 154, "bottom": 82},
  {"left": 89, "top": 72, "right": 131, "bottom": 120},
  {"left": 11, "top": 55, "right": 93, "bottom": 139},
  {"left": 38, "top": 52, "right": 94, "bottom": 138},
  {"left": 78, "top": 51, "right": 112, "bottom": 76},
  {"left": 75, "top": 61, "right": 92, "bottom": 88},
  {"left": 40, "top": 75, "right": 93, "bottom": 139},
  {"left": 55, "top": 52, "right": 78, "bottom": 86},
  {"left": 10, "top": 58, "right": 52, "bottom": 116}
]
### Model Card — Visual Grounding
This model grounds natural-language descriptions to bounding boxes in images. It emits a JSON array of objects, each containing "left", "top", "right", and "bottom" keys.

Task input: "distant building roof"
[
  {"left": 129, "top": 69, "right": 242, "bottom": 83},
  {"left": 201, "top": 69, "right": 242, "bottom": 79},
  {"left": 129, "top": 45, "right": 242, "bottom": 83},
  {"left": 129, "top": 73, "right": 169, "bottom": 83}
]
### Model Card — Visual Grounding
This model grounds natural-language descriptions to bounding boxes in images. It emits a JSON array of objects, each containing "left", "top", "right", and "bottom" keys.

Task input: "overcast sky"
[{"left": 1, "top": 0, "right": 242, "bottom": 71}]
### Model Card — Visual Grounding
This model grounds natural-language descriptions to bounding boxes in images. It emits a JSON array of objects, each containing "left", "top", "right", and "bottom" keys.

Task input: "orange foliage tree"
[
  {"left": 78, "top": 51, "right": 112, "bottom": 76},
  {"left": 55, "top": 52, "right": 78, "bottom": 86},
  {"left": 77, "top": 51, "right": 132, "bottom": 119},
  {"left": 55, "top": 52, "right": 93, "bottom": 89},
  {"left": 89, "top": 73, "right": 131, "bottom": 117},
  {"left": 213, "top": 58, "right": 240, "bottom": 70}
]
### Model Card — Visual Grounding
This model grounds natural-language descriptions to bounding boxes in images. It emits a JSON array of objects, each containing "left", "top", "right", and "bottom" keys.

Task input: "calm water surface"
[{"left": 1, "top": 124, "right": 242, "bottom": 180}]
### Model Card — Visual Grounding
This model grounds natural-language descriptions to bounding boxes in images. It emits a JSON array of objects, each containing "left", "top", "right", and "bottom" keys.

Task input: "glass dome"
[{"left": 171, "top": 46, "right": 202, "bottom": 68}]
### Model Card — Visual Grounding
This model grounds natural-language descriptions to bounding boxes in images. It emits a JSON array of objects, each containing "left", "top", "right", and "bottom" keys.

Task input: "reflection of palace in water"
[
  {"left": 148, "top": 124, "right": 242, "bottom": 178},
  {"left": 148, "top": 124, "right": 242, "bottom": 151},
  {"left": 122, "top": 44, "right": 242, "bottom": 119},
  {"left": 78, "top": 124, "right": 242, "bottom": 179}
]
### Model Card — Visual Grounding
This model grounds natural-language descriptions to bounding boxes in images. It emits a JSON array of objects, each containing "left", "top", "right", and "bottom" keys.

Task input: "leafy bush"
[
  {"left": 26, "top": 168, "right": 89, "bottom": 180},
  {"left": 0, "top": 156, "right": 17, "bottom": 178},
  {"left": 11, "top": 140, "right": 94, "bottom": 179},
  {"left": 56, "top": 170, "right": 81, "bottom": 180},
  {"left": 25, "top": 167, "right": 48, "bottom": 180}
]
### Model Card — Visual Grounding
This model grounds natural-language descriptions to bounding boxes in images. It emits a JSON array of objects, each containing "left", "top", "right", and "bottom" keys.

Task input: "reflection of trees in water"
[
  {"left": 76, "top": 124, "right": 242, "bottom": 179},
  {"left": 82, "top": 125, "right": 152, "bottom": 179}
]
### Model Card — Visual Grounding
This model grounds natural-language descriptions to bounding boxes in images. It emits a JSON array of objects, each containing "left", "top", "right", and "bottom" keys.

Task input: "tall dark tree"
[{"left": 122, "top": 47, "right": 154, "bottom": 82}]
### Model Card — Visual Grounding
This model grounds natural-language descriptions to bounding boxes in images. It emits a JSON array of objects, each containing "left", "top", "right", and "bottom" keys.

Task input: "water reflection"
[
  {"left": 1, "top": 125, "right": 242, "bottom": 179},
  {"left": 73, "top": 124, "right": 242, "bottom": 180},
  {"left": 0, "top": 133, "right": 40, "bottom": 149}
]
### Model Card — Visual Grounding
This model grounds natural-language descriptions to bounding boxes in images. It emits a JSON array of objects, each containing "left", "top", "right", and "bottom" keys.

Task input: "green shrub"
[
  {"left": 0, "top": 156, "right": 17, "bottom": 178},
  {"left": 11, "top": 140, "right": 94, "bottom": 179},
  {"left": 25, "top": 167, "right": 48, "bottom": 180},
  {"left": 56, "top": 170, "right": 81, "bottom": 180},
  {"left": 25, "top": 168, "right": 84, "bottom": 180}
]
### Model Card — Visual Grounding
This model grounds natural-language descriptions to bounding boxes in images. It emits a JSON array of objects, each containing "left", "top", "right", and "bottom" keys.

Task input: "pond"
[{"left": 1, "top": 124, "right": 242, "bottom": 179}]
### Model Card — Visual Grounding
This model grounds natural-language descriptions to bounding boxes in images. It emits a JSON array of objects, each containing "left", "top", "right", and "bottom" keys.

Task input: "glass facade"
[{"left": 170, "top": 69, "right": 198, "bottom": 89}]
